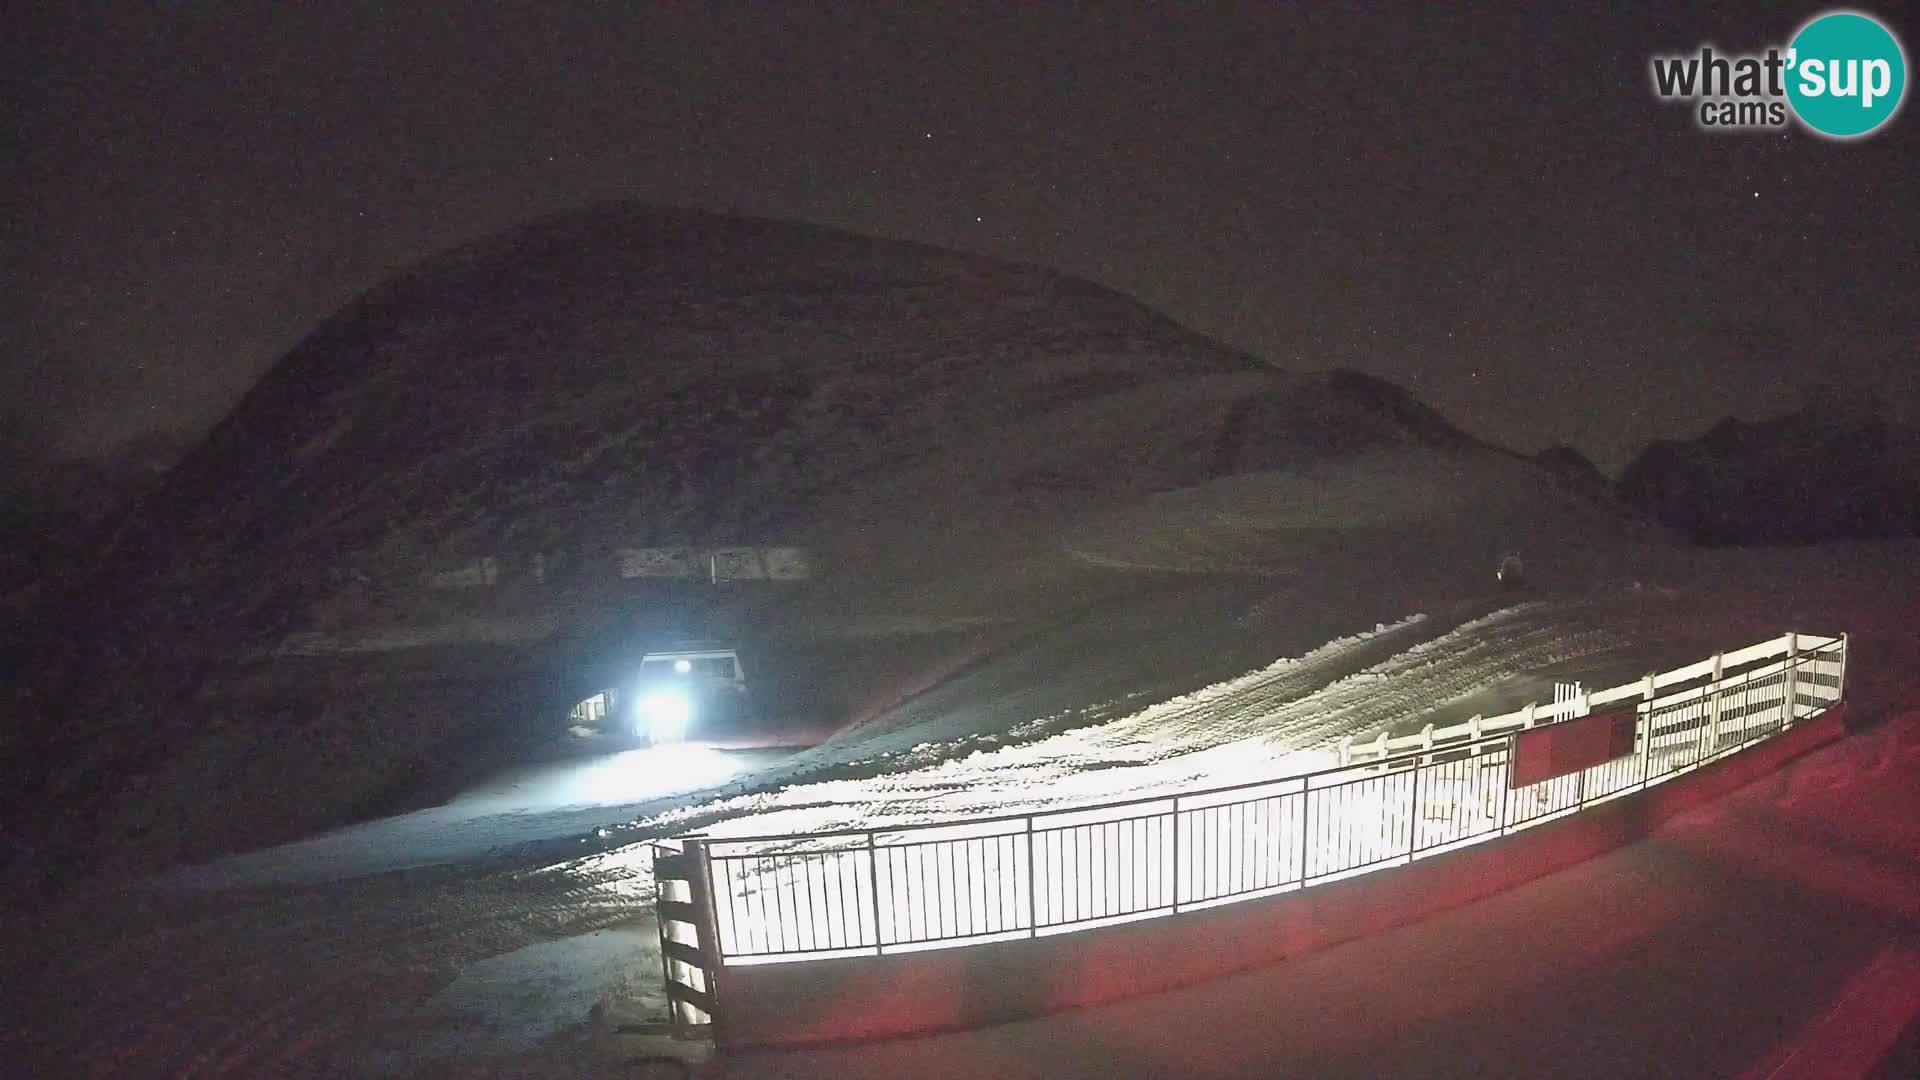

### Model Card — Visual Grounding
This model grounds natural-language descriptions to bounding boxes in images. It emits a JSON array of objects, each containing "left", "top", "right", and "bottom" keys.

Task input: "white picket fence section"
[
  {"left": 1337, "top": 632, "right": 1840, "bottom": 765},
  {"left": 664, "top": 631, "right": 1846, "bottom": 966}
]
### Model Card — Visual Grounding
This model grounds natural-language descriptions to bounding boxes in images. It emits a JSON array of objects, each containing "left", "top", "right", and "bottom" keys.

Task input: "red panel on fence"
[{"left": 1510, "top": 709, "right": 1637, "bottom": 788}]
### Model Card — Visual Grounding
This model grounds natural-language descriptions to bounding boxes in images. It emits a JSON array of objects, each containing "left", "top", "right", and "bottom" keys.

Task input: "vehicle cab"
[{"left": 630, "top": 646, "right": 749, "bottom": 744}]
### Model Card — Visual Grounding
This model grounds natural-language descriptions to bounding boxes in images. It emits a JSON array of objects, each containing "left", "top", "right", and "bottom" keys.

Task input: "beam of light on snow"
[
  {"left": 691, "top": 636, "right": 1844, "bottom": 962},
  {"left": 548, "top": 745, "right": 738, "bottom": 807}
]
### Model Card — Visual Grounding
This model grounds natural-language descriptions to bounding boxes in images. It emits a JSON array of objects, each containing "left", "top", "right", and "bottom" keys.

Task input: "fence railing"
[{"left": 668, "top": 632, "right": 1846, "bottom": 965}]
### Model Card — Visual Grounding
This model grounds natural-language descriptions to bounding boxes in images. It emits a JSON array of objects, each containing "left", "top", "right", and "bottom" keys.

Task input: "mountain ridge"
[{"left": 3, "top": 203, "right": 1655, "bottom": 890}]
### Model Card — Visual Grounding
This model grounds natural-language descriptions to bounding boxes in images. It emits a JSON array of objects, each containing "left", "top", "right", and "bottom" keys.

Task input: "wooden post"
[
  {"left": 652, "top": 836, "right": 726, "bottom": 1037},
  {"left": 683, "top": 837, "right": 726, "bottom": 1040},
  {"left": 653, "top": 844, "right": 680, "bottom": 1026}
]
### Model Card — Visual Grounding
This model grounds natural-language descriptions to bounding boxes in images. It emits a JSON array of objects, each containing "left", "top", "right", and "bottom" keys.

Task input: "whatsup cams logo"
[{"left": 1650, "top": 9, "right": 1907, "bottom": 138}]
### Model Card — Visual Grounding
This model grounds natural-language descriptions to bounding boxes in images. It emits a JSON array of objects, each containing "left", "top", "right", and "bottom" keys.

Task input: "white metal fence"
[{"left": 667, "top": 632, "right": 1846, "bottom": 965}]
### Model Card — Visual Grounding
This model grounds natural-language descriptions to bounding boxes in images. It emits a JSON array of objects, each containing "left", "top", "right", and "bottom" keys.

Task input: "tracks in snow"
[
  {"left": 631, "top": 599, "right": 1636, "bottom": 842},
  {"left": 13, "top": 598, "right": 1643, "bottom": 1076}
]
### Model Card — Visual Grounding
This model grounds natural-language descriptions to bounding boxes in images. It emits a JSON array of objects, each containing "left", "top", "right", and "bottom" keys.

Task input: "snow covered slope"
[
  {"left": 3, "top": 204, "right": 1653, "bottom": 889},
  {"left": 10, "top": 540, "right": 1913, "bottom": 1075}
]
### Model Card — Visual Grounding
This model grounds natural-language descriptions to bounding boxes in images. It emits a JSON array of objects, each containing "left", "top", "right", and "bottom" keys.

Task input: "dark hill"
[
  {"left": 1618, "top": 407, "right": 1920, "bottom": 546},
  {"left": 3, "top": 204, "right": 1651, "bottom": 890}
]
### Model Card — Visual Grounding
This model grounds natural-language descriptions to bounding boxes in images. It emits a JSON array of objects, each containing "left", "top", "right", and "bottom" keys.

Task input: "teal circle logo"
[{"left": 1786, "top": 11, "right": 1907, "bottom": 138}]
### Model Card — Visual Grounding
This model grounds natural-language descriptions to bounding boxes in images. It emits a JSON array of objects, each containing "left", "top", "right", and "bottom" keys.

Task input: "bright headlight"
[{"left": 638, "top": 689, "right": 693, "bottom": 743}]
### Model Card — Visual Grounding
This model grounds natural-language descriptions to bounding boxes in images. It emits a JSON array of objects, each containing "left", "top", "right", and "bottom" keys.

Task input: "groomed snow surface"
[{"left": 7, "top": 544, "right": 1917, "bottom": 1076}]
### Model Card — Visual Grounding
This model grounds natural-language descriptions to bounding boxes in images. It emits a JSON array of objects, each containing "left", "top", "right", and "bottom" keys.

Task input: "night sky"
[{"left": 9, "top": 4, "right": 1917, "bottom": 472}]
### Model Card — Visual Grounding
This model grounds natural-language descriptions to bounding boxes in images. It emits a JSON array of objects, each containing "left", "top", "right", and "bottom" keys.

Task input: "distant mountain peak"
[{"left": 1619, "top": 403, "right": 1920, "bottom": 545}]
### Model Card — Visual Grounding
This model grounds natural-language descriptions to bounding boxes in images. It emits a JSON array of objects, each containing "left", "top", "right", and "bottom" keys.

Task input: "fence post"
[
  {"left": 690, "top": 835, "right": 723, "bottom": 957},
  {"left": 678, "top": 836, "right": 726, "bottom": 1040},
  {"left": 1168, "top": 800, "right": 1180, "bottom": 912},
  {"left": 653, "top": 843, "right": 682, "bottom": 1027},
  {"left": 1339, "top": 735, "right": 1353, "bottom": 766},
  {"left": 1640, "top": 673, "right": 1657, "bottom": 785},
  {"left": 1575, "top": 684, "right": 1594, "bottom": 802},
  {"left": 1522, "top": 702, "right": 1537, "bottom": 728},
  {"left": 866, "top": 832, "right": 884, "bottom": 950},
  {"left": 1782, "top": 632, "right": 1799, "bottom": 729},
  {"left": 1407, "top": 756, "right": 1422, "bottom": 857},
  {"left": 1299, "top": 780, "right": 1312, "bottom": 882},
  {"left": 1498, "top": 735, "right": 1514, "bottom": 833},
  {"left": 1838, "top": 632, "right": 1850, "bottom": 703},
  {"left": 1706, "top": 652, "right": 1725, "bottom": 752}
]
